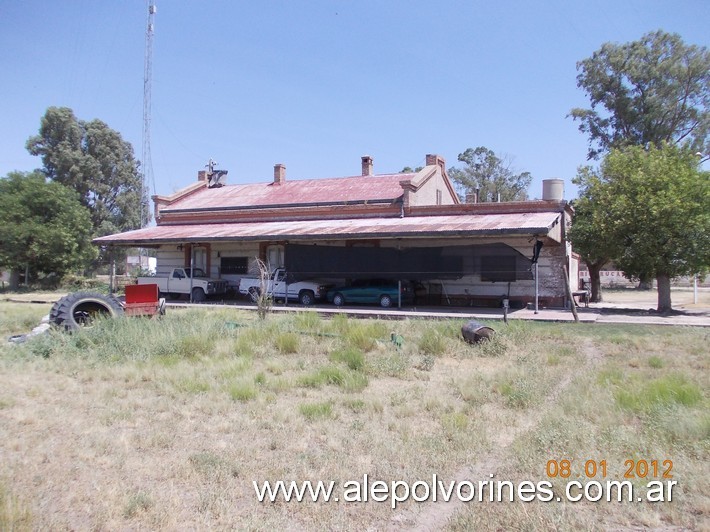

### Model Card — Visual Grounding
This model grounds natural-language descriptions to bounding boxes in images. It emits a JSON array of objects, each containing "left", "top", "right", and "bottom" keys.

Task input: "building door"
[
  {"left": 266, "top": 245, "right": 284, "bottom": 272},
  {"left": 193, "top": 246, "right": 207, "bottom": 274}
]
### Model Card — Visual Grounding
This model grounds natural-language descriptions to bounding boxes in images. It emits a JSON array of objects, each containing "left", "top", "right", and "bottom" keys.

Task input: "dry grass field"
[{"left": 0, "top": 300, "right": 708, "bottom": 530}]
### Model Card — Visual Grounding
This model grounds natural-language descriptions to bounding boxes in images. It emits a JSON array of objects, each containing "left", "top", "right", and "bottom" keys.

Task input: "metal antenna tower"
[{"left": 141, "top": 0, "right": 157, "bottom": 227}]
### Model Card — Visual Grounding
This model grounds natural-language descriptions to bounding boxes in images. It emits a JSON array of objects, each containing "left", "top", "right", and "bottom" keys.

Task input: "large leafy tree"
[
  {"left": 570, "top": 30, "right": 710, "bottom": 160},
  {"left": 26, "top": 107, "right": 149, "bottom": 238},
  {"left": 447, "top": 146, "right": 532, "bottom": 202},
  {"left": 576, "top": 144, "right": 709, "bottom": 313},
  {"left": 569, "top": 31, "right": 709, "bottom": 293},
  {"left": 0, "top": 171, "right": 96, "bottom": 289}
]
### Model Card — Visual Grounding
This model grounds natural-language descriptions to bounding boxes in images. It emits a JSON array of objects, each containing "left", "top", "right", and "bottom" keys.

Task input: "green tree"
[
  {"left": 568, "top": 166, "right": 623, "bottom": 303},
  {"left": 580, "top": 144, "right": 709, "bottom": 313},
  {"left": 570, "top": 30, "right": 710, "bottom": 160},
  {"left": 0, "top": 171, "right": 97, "bottom": 289},
  {"left": 447, "top": 146, "right": 532, "bottom": 202},
  {"left": 26, "top": 107, "right": 149, "bottom": 238}
]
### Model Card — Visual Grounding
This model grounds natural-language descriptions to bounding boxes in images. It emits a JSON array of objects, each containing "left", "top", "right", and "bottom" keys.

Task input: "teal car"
[{"left": 326, "top": 279, "right": 413, "bottom": 308}]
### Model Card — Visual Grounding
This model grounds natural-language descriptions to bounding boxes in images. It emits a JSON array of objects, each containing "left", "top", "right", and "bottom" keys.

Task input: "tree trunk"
[
  {"left": 562, "top": 263, "right": 579, "bottom": 322},
  {"left": 656, "top": 273, "right": 672, "bottom": 314},
  {"left": 9, "top": 269, "right": 20, "bottom": 291},
  {"left": 586, "top": 261, "right": 604, "bottom": 302},
  {"left": 637, "top": 273, "right": 653, "bottom": 290}
]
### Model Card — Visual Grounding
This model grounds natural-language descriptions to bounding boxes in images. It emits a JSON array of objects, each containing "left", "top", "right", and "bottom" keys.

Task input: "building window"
[
  {"left": 436, "top": 189, "right": 442, "bottom": 205},
  {"left": 480, "top": 256, "right": 516, "bottom": 282},
  {"left": 220, "top": 256, "right": 248, "bottom": 275}
]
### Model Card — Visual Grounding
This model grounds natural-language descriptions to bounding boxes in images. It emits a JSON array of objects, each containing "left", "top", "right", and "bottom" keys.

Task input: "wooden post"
[{"left": 110, "top": 252, "right": 116, "bottom": 294}]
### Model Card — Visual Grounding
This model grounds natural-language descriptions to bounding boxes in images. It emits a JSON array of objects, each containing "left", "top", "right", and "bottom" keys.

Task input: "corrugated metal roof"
[
  {"left": 95, "top": 212, "right": 560, "bottom": 245},
  {"left": 164, "top": 173, "right": 413, "bottom": 212}
]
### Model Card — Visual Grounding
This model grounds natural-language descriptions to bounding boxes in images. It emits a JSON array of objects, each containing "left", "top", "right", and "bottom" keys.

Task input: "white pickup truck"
[
  {"left": 238, "top": 268, "right": 331, "bottom": 306},
  {"left": 138, "top": 268, "right": 229, "bottom": 302}
]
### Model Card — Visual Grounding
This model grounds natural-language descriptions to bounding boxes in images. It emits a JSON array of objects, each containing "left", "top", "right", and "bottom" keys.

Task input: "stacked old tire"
[{"left": 49, "top": 292, "right": 124, "bottom": 332}]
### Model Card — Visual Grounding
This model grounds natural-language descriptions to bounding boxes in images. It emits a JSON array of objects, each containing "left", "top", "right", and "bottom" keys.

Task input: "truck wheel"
[
  {"left": 299, "top": 290, "right": 315, "bottom": 306},
  {"left": 333, "top": 293, "right": 345, "bottom": 306},
  {"left": 191, "top": 287, "right": 206, "bottom": 303},
  {"left": 50, "top": 291, "right": 124, "bottom": 331},
  {"left": 379, "top": 294, "right": 393, "bottom": 308},
  {"left": 248, "top": 287, "right": 260, "bottom": 302}
]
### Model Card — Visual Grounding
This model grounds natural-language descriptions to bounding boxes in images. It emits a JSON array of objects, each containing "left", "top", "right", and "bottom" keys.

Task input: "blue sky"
[{"left": 1, "top": 1, "right": 708, "bottom": 200}]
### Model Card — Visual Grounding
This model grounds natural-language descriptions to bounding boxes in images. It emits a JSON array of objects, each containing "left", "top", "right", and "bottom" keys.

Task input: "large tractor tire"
[{"left": 50, "top": 291, "right": 124, "bottom": 332}]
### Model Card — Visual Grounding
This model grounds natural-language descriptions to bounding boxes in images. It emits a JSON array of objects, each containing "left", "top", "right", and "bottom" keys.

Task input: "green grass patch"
[
  {"left": 0, "top": 302, "right": 51, "bottom": 337},
  {"left": 342, "top": 321, "right": 388, "bottom": 352},
  {"left": 615, "top": 374, "right": 702, "bottom": 413},
  {"left": 329, "top": 347, "right": 365, "bottom": 370},
  {"left": 367, "top": 351, "right": 410, "bottom": 378},
  {"left": 418, "top": 329, "right": 446, "bottom": 356},
  {"left": 274, "top": 332, "right": 300, "bottom": 354},
  {"left": 188, "top": 451, "right": 239, "bottom": 479},
  {"left": 297, "top": 365, "right": 368, "bottom": 392},
  {"left": 342, "top": 398, "right": 366, "bottom": 412},
  {"left": 299, "top": 401, "right": 333, "bottom": 420},
  {"left": 0, "top": 480, "right": 32, "bottom": 530},
  {"left": 496, "top": 371, "right": 537, "bottom": 408},
  {"left": 123, "top": 490, "right": 152, "bottom": 518},
  {"left": 441, "top": 411, "right": 469, "bottom": 437},
  {"left": 457, "top": 374, "right": 492, "bottom": 405},
  {"left": 293, "top": 311, "right": 322, "bottom": 331},
  {"left": 340, "top": 371, "right": 369, "bottom": 392},
  {"left": 648, "top": 355, "right": 664, "bottom": 369},
  {"left": 232, "top": 335, "right": 255, "bottom": 357},
  {"left": 228, "top": 381, "right": 258, "bottom": 401},
  {"left": 174, "top": 377, "right": 211, "bottom": 394}
]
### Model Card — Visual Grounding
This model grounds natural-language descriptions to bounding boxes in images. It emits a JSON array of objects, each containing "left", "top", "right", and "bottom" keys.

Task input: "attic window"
[{"left": 436, "top": 189, "right": 442, "bottom": 205}]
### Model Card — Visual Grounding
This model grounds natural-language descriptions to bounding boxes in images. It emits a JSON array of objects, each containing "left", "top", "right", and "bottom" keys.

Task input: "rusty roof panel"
[
  {"left": 95, "top": 212, "right": 560, "bottom": 245},
  {"left": 164, "top": 173, "right": 412, "bottom": 211}
]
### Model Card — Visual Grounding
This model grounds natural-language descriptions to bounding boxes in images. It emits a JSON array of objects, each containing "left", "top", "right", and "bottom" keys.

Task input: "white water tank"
[{"left": 542, "top": 179, "right": 564, "bottom": 201}]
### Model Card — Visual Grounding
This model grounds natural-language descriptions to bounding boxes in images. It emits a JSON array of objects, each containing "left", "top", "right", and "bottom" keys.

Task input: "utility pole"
[{"left": 141, "top": 0, "right": 157, "bottom": 229}]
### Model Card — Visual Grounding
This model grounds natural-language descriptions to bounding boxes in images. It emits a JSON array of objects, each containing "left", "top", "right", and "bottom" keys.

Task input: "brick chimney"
[
  {"left": 274, "top": 164, "right": 286, "bottom": 185},
  {"left": 425, "top": 154, "right": 446, "bottom": 170},
  {"left": 361, "top": 155, "right": 373, "bottom": 176}
]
